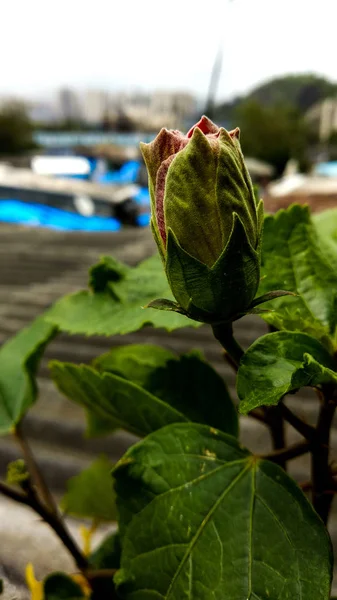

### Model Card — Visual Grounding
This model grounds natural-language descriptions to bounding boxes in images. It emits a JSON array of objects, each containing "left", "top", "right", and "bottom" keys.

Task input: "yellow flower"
[
  {"left": 26, "top": 563, "right": 91, "bottom": 599},
  {"left": 25, "top": 564, "right": 43, "bottom": 600}
]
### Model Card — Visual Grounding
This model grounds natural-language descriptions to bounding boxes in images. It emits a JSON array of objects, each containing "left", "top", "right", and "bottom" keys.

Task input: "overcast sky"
[{"left": 3, "top": 0, "right": 337, "bottom": 102}]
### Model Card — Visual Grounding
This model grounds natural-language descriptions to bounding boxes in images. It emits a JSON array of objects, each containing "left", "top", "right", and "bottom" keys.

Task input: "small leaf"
[
  {"left": 0, "top": 317, "right": 57, "bottom": 435},
  {"left": 250, "top": 289, "right": 297, "bottom": 308},
  {"left": 46, "top": 254, "right": 201, "bottom": 336},
  {"left": 93, "top": 345, "right": 238, "bottom": 437},
  {"left": 113, "top": 423, "right": 332, "bottom": 600},
  {"left": 259, "top": 204, "right": 337, "bottom": 348},
  {"left": 237, "top": 331, "right": 337, "bottom": 414},
  {"left": 43, "top": 573, "right": 85, "bottom": 599},
  {"left": 6, "top": 459, "right": 29, "bottom": 485},
  {"left": 145, "top": 298, "right": 186, "bottom": 314},
  {"left": 89, "top": 255, "right": 129, "bottom": 293},
  {"left": 61, "top": 456, "right": 116, "bottom": 522}
]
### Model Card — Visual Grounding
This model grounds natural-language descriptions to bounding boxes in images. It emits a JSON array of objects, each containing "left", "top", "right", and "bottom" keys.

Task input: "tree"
[
  {"left": 235, "top": 100, "right": 310, "bottom": 175},
  {"left": 0, "top": 102, "right": 37, "bottom": 155}
]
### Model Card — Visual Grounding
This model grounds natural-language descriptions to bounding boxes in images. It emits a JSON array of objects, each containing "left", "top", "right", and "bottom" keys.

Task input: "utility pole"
[{"left": 204, "top": 0, "right": 234, "bottom": 119}]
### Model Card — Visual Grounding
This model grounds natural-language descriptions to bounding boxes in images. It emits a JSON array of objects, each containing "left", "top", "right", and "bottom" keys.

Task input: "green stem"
[{"left": 212, "top": 323, "right": 244, "bottom": 367}]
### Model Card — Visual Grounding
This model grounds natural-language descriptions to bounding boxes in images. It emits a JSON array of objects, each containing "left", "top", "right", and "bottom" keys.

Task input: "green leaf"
[
  {"left": 50, "top": 361, "right": 188, "bottom": 438},
  {"left": 89, "top": 255, "right": 129, "bottom": 293},
  {"left": 45, "top": 254, "right": 201, "bottom": 336},
  {"left": 259, "top": 204, "right": 337, "bottom": 348},
  {"left": 313, "top": 208, "right": 337, "bottom": 262},
  {"left": 113, "top": 423, "right": 332, "bottom": 600},
  {"left": 6, "top": 459, "right": 29, "bottom": 485},
  {"left": 90, "top": 531, "right": 121, "bottom": 570},
  {"left": 93, "top": 345, "right": 238, "bottom": 437},
  {"left": 61, "top": 456, "right": 116, "bottom": 522},
  {"left": 0, "top": 317, "right": 57, "bottom": 435},
  {"left": 237, "top": 331, "right": 337, "bottom": 414},
  {"left": 43, "top": 573, "right": 85, "bottom": 599}
]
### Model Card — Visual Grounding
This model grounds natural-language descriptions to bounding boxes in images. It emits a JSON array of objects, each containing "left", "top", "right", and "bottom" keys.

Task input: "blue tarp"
[
  {"left": 97, "top": 160, "right": 140, "bottom": 184},
  {"left": 314, "top": 162, "right": 337, "bottom": 177},
  {"left": 0, "top": 200, "right": 122, "bottom": 232}
]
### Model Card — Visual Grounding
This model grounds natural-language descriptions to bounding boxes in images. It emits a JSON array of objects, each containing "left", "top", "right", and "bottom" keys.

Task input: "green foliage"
[
  {"left": 46, "top": 255, "right": 201, "bottom": 336},
  {"left": 6, "top": 459, "right": 29, "bottom": 485},
  {"left": 4, "top": 198, "right": 337, "bottom": 596},
  {"left": 237, "top": 331, "right": 337, "bottom": 414},
  {"left": 247, "top": 73, "right": 336, "bottom": 112},
  {"left": 61, "top": 456, "right": 116, "bottom": 522},
  {"left": 43, "top": 573, "right": 85, "bottom": 599},
  {"left": 215, "top": 73, "right": 336, "bottom": 122},
  {"left": 94, "top": 344, "right": 238, "bottom": 437},
  {"left": 113, "top": 423, "right": 332, "bottom": 599},
  {"left": 0, "top": 317, "right": 56, "bottom": 435},
  {"left": 258, "top": 204, "right": 337, "bottom": 348},
  {"left": 234, "top": 100, "right": 309, "bottom": 175},
  {"left": 50, "top": 346, "right": 237, "bottom": 438},
  {"left": 0, "top": 102, "right": 37, "bottom": 155}
]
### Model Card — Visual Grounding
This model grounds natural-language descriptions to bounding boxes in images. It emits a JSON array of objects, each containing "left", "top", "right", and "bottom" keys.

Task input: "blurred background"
[
  {"left": 0, "top": 0, "right": 337, "bottom": 229},
  {"left": 2, "top": 1, "right": 337, "bottom": 597}
]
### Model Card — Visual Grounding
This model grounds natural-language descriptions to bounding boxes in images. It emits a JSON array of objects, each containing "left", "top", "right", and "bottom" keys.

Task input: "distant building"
[
  {"left": 81, "top": 90, "right": 109, "bottom": 125},
  {"left": 56, "top": 88, "right": 82, "bottom": 122}
]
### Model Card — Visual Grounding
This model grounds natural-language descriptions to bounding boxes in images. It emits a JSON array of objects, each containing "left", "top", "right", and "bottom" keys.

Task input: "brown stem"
[
  {"left": 14, "top": 423, "right": 58, "bottom": 515},
  {"left": 86, "top": 569, "right": 117, "bottom": 580},
  {"left": 249, "top": 408, "right": 269, "bottom": 425},
  {"left": 0, "top": 477, "right": 89, "bottom": 572},
  {"left": 264, "top": 405, "right": 287, "bottom": 469},
  {"left": 0, "top": 480, "right": 28, "bottom": 504},
  {"left": 280, "top": 403, "right": 315, "bottom": 441},
  {"left": 262, "top": 440, "right": 311, "bottom": 464},
  {"left": 311, "top": 387, "right": 337, "bottom": 525},
  {"left": 221, "top": 349, "right": 239, "bottom": 373}
]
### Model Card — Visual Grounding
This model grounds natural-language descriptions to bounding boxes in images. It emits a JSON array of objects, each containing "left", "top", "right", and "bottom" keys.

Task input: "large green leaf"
[
  {"left": 237, "top": 331, "right": 337, "bottom": 414},
  {"left": 0, "top": 317, "right": 57, "bottom": 435},
  {"left": 50, "top": 345, "right": 237, "bottom": 438},
  {"left": 43, "top": 573, "right": 85, "bottom": 599},
  {"left": 259, "top": 204, "right": 337, "bottom": 348},
  {"left": 313, "top": 208, "right": 337, "bottom": 259},
  {"left": 113, "top": 423, "right": 332, "bottom": 600},
  {"left": 50, "top": 362, "right": 188, "bottom": 438},
  {"left": 93, "top": 344, "right": 238, "bottom": 438},
  {"left": 45, "top": 254, "right": 201, "bottom": 336},
  {"left": 61, "top": 456, "right": 116, "bottom": 522}
]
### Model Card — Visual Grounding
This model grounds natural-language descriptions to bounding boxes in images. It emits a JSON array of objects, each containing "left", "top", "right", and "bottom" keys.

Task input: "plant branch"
[
  {"left": 212, "top": 323, "right": 244, "bottom": 367},
  {"left": 261, "top": 440, "right": 311, "bottom": 464},
  {"left": 280, "top": 403, "right": 316, "bottom": 441},
  {"left": 0, "top": 476, "right": 89, "bottom": 572},
  {"left": 0, "top": 480, "right": 28, "bottom": 504},
  {"left": 14, "top": 422, "right": 58, "bottom": 515},
  {"left": 264, "top": 405, "right": 287, "bottom": 469},
  {"left": 311, "top": 386, "right": 337, "bottom": 525}
]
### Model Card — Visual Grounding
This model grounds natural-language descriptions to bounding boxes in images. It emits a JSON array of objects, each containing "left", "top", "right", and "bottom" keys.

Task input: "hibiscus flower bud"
[{"left": 140, "top": 116, "right": 264, "bottom": 323}]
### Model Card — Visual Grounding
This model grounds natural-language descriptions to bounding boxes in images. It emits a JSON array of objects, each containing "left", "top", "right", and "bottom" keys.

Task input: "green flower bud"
[{"left": 141, "top": 116, "right": 264, "bottom": 324}]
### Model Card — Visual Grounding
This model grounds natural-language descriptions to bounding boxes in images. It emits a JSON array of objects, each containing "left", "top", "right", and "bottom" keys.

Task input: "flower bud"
[{"left": 141, "top": 116, "right": 264, "bottom": 323}]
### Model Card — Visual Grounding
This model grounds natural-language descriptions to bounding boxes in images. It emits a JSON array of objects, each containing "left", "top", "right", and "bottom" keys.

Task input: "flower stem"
[{"left": 212, "top": 323, "right": 244, "bottom": 367}]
